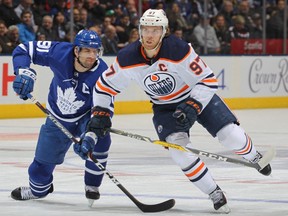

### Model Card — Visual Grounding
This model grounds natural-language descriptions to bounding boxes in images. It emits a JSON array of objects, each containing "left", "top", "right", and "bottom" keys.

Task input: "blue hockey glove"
[
  {"left": 173, "top": 97, "right": 202, "bottom": 131},
  {"left": 73, "top": 132, "right": 98, "bottom": 160},
  {"left": 87, "top": 106, "right": 111, "bottom": 137},
  {"left": 13, "top": 68, "right": 37, "bottom": 100}
]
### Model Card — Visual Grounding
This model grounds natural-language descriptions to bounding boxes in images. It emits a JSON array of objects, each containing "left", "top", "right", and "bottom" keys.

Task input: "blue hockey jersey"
[{"left": 12, "top": 41, "right": 110, "bottom": 122}]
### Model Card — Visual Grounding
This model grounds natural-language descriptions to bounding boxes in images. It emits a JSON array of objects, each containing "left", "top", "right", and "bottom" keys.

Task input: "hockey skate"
[
  {"left": 85, "top": 185, "right": 100, "bottom": 207},
  {"left": 250, "top": 151, "right": 272, "bottom": 176},
  {"left": 209, "top": 186, "right": 230, "bottom": 214},
  {"left": 11, "top": 184, "right": 54, "bottom": 200}
]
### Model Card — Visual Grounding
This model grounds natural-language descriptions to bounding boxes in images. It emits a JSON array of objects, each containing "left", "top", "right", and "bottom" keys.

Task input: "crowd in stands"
[{"left": 0, "top": 0, "right": 287, "bottom": 55}]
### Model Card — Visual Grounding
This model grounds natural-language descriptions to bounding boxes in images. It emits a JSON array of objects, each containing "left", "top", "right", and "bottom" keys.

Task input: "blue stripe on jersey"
[
  {"left": 190, "top": 168, "right": 208, "bottom": 182},
  {"left": 100, "top": 76, "right": 121, "bottom": 93}
]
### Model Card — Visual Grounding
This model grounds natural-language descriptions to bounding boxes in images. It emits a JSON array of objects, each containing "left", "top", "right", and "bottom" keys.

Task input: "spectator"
[
  {"left": 14, "top": 0, "right": 37, "bottom": 30},
  {"left": 65, "top": 8, "right": 85, "bottom": 34},
  {"left": 0, "top": 21, "right": 19, "bottom": 54},
  {"left": 127, "top": 27, "right": 139, "bottom": 44},
  {"left": 185, "top": 1, "right": 202, "bottom": 32},
  {"left": 250, "top": 13, "right": 263, "bottom": 38},
  {"left": 235, "top": 0, "right": 255, "bottom": 30},
  {"left": 105, "top": 8, "right": 117, "bottom": 25},
  {"left": 192, "top": 15, "right": 221, "bottom": 54},
  {"left": 32, "top": 0, "right": 49, "bottom": 27},
  {"left": 115, "top": 14, "right": 136, "bottom": 45},
  {"left": 79, "top": 8, "right": 91, "bottom": 28},
  {"left": 195, "top": 0, "right": 219, "bottom": 18},
  {"left": 0, "top": 20, "right": 8, "bottom": 54},
  {"left": 141, "top": 0, "right": 151, "bottom": 12},
  {"left": 153, "top": 1, "right": 166, "bottom": 10},
  {"left": 74, "top": 0, "right": 85, "bottom": 10},
  {"left": 218, "top": 0, "right": 237, "bottom": 27},
  {"left": 17, "top": 10, "right": 36, "bottom": 43},
  {"left": 84, "top": 0, "right": 106, "bottom": 24},
  {"left": 102, "top": 16, "right": 112, "bottom": 34},
  {"left": 101, "top": 24, "right": 119, "bottom": 55},
  {"left": 50, "top": 0, "right": 70, "bottom": 22},
  {"left": 175, "top": 0, "right": 193, "bottom": 18},
  {"left": 167, "top": 2, "right": 192, "bottom": 34},
  {"left": 89, "top": 24, "right": 102, "bottom": 36},
  {"left": 173, "top": 27, "right": 184, "bottom": 40},
  {"left": 0, "top": 0, "right": 21, "bottom": 27},
  {"left": 37, "top": 15, "right": 58, "bottom": 41},
  {"left": 228, "top": 15, "right": 250, "bottom": 39},
  {"left": 113, "top": 4, "right": 124, "bottom": 26},
  {"left": 123, "top": 0, "right": 139, "bottom": 20},
  {"left": 5, "top": 25, "right": 21, "bottom": 53},
  {"left": 52, "top": 11, "right": 67, "bottom": 41},
  {"left": 266, "top": 0, "right": 287, "bottom": 39},
  {"left": 213, "top": 13, "right": 230, "bottom": 54}
]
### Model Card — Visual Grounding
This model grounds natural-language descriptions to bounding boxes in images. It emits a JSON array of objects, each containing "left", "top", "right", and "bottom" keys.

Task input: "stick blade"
[
  {"left": 258, "top": 145, "right": 276, "bottom": 170},
  {"left": 138, "top": 199, "right": 175, "bottom": 213}
]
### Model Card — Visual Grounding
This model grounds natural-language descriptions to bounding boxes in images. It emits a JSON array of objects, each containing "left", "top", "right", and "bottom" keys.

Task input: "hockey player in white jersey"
[
  {"left": 75, "top": 9, "right": 272, "bottom": 213},
  {"left": 74, "top": 9, "right": 271, "bottom": 213},
  {"left": 11, "top": 30, "right": 113, "bottom": 205}
]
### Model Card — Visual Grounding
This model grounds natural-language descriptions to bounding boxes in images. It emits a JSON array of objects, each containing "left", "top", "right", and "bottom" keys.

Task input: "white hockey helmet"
[{"left": 139, "top": 9, "right": 169, "bottom": 45}]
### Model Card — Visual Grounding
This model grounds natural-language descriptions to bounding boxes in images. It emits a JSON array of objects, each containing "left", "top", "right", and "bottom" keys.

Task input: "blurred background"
[{"left": 0, "top": 0, "right": 287, "bottom": 56}]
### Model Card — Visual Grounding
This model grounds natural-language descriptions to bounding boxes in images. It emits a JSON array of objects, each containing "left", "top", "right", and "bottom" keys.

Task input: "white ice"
[{"left": 0, "top": 109, "right": 287, "bottom": 216}]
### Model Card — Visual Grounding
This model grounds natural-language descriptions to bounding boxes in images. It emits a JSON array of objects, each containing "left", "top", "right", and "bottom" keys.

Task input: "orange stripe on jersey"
[
  {"left": 158, "top": 84, "right": 189, "bottom": 101},
  {"left": 185, "top": 162, "right": 205, "bottom": 177},
  {"left": 201, "top": 78, "right": 218, "bottom": 83},
  {"left": 96, "top": 80, "right": 118, "bottom": 96},
  {"left": 235, "top": 134, "right": 252, "bottom": 155}
]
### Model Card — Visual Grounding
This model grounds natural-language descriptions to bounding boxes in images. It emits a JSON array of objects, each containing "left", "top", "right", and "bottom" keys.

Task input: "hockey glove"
[
  {"left": 13, "top": 67, "right": 37, "bottom": 100},
  {"left": 173, "top": 97, "right": 202, "bottom": 131},
  {"left": 73, "top": 132, "right": 98, "bottom": 160},
  {"left": 87, "top": 106, "right": 111, "bottom": 137}
]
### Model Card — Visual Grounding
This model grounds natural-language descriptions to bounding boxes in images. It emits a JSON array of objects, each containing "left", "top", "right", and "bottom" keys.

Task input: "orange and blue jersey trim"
[
  {"left": 183, "top": 158, "right": 209, "bottom": 182},
  {"left": 235, "top": 133, "right": 252, "bottom": 155}
]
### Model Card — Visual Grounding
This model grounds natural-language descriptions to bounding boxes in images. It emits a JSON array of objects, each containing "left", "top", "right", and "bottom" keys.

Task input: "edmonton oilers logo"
[{"left": 144, "top": 73, "right": 176, "bottom": 96}]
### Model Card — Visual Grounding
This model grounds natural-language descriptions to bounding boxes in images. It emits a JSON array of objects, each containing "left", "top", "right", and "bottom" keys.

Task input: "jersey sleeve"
[
  {"left": 179, "top": 45, "right": 218, "bottom": 109},
  {"left": 12, "top": 41, "right": 61, "bottom": 72},
  {"left": 93, "top": 57, "right": 133, "bottom": 108}
]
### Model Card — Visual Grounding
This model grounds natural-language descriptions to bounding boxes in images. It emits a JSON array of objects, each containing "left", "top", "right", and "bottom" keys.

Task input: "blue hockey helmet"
[{"left": 74, "top": 29, "right": 102, "bottom": 50}]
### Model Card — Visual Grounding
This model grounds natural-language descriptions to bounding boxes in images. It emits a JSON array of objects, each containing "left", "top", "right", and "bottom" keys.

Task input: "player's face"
[
  {"left": 78, "top": 47, "right": 98, "bottom": 68},
  {"left": 140, "top": 26, "right": 163, "bottom": 50}
]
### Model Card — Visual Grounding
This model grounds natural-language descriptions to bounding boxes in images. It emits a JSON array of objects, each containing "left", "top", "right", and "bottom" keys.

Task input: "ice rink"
[{"left": 0, "top": 108, "right": 287, "bottom": 216}]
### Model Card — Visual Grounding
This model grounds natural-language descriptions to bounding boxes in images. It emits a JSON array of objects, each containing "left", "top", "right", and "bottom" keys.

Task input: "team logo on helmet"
[{"left": 144, "top": 73, "right": 175, "bottom": 96}]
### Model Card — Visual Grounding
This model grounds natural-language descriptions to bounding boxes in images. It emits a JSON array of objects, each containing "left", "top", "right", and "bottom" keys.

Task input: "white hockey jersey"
[{"left": 93, "top": 35, "right": 218, "bottom": 110}]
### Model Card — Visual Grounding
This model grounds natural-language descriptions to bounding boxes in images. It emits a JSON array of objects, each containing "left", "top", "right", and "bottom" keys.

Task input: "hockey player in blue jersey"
[
  {"left": 11, "top": 29, "right": 113, "bottom": 205},
  {"left": 74, "top": 9, "right": 272, "bottom": 213}
]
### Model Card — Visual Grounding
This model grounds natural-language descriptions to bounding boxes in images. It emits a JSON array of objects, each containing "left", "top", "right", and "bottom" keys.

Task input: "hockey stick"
[
  {"left": 109, "top": 128, "right": 275, "bottom": 171},
  {"left": 26, "top": 93, "right": 175, "bottom": 213}
]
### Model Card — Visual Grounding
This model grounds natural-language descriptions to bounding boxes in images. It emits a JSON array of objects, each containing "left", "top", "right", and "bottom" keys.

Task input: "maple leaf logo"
[{"left": 57, "top": 86, "right": 85, "bottom": 115}]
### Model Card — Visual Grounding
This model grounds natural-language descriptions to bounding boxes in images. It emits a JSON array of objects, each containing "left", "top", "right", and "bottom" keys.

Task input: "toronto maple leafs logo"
[{"left": 57, "top": 86, "right": 85, "bottom": 115}]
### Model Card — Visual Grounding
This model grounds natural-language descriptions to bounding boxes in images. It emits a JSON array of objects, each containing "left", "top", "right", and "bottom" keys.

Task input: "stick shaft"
[
  {"left": 27, "top": 93, "right": 175, "bottom": 212},
  {"left": 109, "top": 128, "right": 268, "bottom": 170}
]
